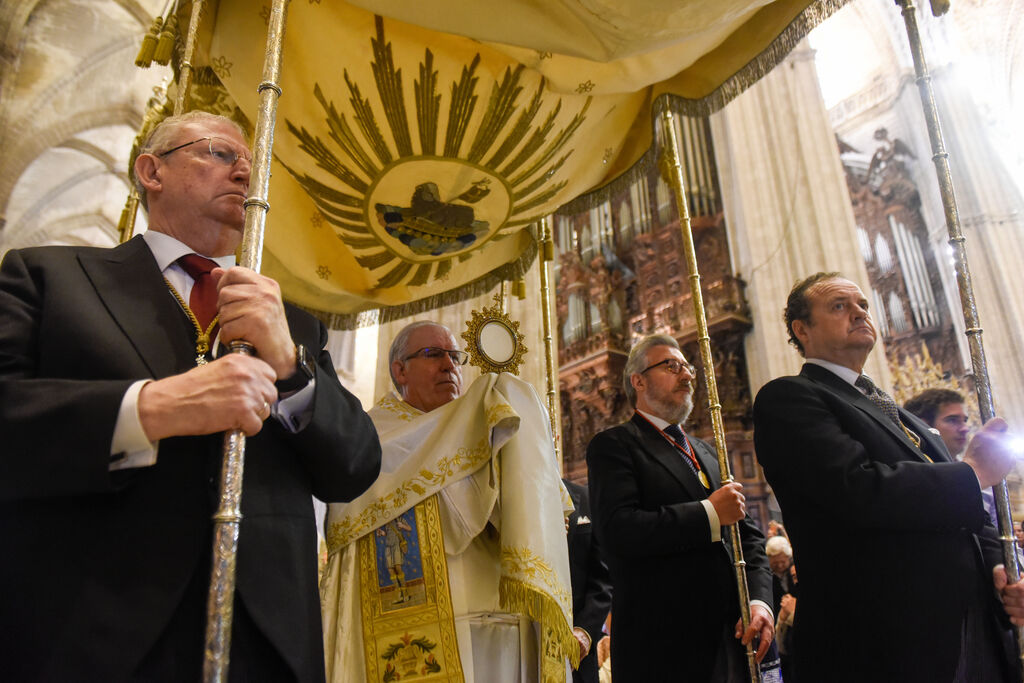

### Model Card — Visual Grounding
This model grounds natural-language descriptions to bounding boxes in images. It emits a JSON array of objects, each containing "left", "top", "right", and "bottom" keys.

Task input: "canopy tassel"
[
  {"left": 153, "top": 13, "right": 178, "bottom": 66},
  {"left": 512, "top": 278, "right": 527, "bottom": 300},
  {"left": 135, "top": 16, "right": 162, "bottom": 68}
]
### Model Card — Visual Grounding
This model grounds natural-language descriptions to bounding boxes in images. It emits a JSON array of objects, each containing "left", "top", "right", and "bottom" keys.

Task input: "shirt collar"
[
  {"left": 804, "top": 357, "right": 862, "bottom": 387},
  {"left": 143, "top": 230, "right": 236, "bottom": 273},
  {"left": 636, "top": 408, "right": 677, "bottom": 433}
]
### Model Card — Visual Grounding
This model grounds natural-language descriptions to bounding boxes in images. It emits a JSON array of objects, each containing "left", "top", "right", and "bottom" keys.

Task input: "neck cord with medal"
[
  {"left": 636, "top": 412, "right": 711, "bottom": 489},
  {"left": 164, "top": 278, "right": 219, "bottom": 366}
]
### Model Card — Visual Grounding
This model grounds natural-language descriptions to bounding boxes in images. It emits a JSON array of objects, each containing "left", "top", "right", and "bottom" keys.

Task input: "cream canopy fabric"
[{"left": 191, "top": 0, "right": 846, "bottom": 323}]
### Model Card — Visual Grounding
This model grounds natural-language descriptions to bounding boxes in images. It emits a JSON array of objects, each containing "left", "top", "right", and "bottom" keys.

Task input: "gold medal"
[{"left": 698, "top": 470, "right": 711, "bottom": 489}]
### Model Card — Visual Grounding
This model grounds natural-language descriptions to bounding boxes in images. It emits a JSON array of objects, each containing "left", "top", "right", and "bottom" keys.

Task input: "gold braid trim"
[
  {"left": 327, "top": 403, "right": 515, "bottom": 552},
  {"left": 326, "top": 438, "right": 492, "bottom": 553},
  {"left": 296, "top": 233, "right": 539, "bottom": 330},
  {"left": 500, "top": 545, "right": 579, "bottom": 675}
]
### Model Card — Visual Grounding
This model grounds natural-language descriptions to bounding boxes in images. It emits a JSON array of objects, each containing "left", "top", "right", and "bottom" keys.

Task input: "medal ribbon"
[{"left": 636, "top": 412, "right": 710, "bottom": 489}]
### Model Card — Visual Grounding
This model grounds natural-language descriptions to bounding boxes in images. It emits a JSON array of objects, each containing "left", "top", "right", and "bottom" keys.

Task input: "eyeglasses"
[
  {"left": 641, "top": 358, "right": 696, "bottom": 376},
  {"left": 402, "top": 347, "right": 469, "bottom": 366},
  {"left": 157, "top": 137, "right": 253, "bottom": 166}
]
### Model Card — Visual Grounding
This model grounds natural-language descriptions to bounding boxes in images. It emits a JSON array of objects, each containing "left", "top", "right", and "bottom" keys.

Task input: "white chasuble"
[{"left": 322, "top": 374, "right": 576, "bottom": 683}]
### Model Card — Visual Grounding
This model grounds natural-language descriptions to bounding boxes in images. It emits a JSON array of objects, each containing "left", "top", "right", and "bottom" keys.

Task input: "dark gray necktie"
[{"left": 854, "top": 375, "right": 902, "bottom": 426}]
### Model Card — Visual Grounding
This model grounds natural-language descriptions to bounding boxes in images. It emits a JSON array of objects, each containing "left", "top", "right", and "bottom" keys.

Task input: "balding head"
[{"left": 389, "top": 322, "right": 465, "bottom": 412}]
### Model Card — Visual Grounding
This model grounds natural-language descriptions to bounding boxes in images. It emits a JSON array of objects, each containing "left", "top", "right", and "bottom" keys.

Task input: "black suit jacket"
[
  {"left": 586, "top": 413, "right": 772, "bottom": 682},
  {"left": 753, "top": 363, "right": 1003, "bottom": 683},
  {"left": 0, "top": 237, "right": 382, "bottom": 683},
  {"left": 563, "top": 479, "right": 612, "bottom": 683}
]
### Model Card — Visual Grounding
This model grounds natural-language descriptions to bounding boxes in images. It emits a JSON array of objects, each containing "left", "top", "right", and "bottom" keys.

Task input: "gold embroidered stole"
[{"left": 357, "top": 494, "right": 464, "bottom": 683}]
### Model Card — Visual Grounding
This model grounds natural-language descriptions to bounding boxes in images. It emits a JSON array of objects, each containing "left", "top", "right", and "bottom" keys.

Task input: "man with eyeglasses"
[
  {"left": 586, "top": 334, "right": 774, "bottom": 682},
  {"left": 322, "top": 321, "right": 578, "bottom": 683},
  {"left": 0, "top": 111, "right": 381, "bottom": 682}
]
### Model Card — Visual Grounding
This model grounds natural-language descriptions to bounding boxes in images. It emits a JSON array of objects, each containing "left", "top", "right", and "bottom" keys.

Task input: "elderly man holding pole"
[
  {"left": 0, "top": 111, "right": 381, "bottom": 682},
  {"left": 321, "top": 320, "right": 579, "bottom": 683}
]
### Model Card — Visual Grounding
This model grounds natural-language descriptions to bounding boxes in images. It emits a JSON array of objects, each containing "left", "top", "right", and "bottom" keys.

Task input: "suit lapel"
[
  {"left": 77, "top": 236, "right": 195, "bottom": 378},
  {"left": 801, "top": 364, "right": 932, "bottom": 463},
  {"left": 902, "top": 409, "right": 951, "bottom": 463},
  {"left": 626, "top": 414, "right": 707, "bottom": 500}
]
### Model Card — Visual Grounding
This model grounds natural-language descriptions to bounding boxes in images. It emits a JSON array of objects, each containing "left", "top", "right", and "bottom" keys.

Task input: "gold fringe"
[
  {"left": 153, "top": 13, "right": 178, "bottom": 66},
  {"left": 556, "top": 0, "right": 851, "bottom": 213},
  {"left": 499, "top": 576, "right": 581, "bottom": 672},
  {"left": 299, "top": 231, "right": 540, "bottom": 330},
  {"left": 135, "top": 16, "right": 162, "bottom": 68}
]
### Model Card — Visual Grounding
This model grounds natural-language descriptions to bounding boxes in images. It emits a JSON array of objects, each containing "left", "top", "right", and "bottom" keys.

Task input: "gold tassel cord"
[
  {"left": 153, "top": 13, "right": 178, "bottom": 66},
  {"left": 135, "top": 16, "right": 162, "bottom": 68}
]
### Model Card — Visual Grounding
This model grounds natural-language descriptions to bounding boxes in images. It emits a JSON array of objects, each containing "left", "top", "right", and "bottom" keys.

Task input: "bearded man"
[{"left": 586, "top": 334, "right": 773, "bottom": 681}]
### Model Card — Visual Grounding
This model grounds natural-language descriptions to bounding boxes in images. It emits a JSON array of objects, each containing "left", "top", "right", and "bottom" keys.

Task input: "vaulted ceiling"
[
  {"left": 0, "top": 0, "right": 165, "bottom": 252},
  {"left": 2, "top": 0, "right": 1021, "bottom": 255}
]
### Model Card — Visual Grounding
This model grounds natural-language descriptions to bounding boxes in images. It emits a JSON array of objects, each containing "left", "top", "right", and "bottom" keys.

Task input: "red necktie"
[{"left": 176, "top": 253, "right": 220, "bottom": 334}]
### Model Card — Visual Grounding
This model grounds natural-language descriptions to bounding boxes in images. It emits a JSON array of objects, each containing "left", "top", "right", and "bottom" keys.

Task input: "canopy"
[{"left": 187, "top": 0, "right": 846, "bottom": 324}]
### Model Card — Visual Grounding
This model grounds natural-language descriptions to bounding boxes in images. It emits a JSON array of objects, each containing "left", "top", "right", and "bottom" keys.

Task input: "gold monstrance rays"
[{"left": 281, "top": 16, "right": 590, "bottom": 290}]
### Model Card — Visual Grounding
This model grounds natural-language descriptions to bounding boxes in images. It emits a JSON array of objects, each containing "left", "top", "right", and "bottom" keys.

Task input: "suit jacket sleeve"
[
  {"left": 586, "top": 427, "right": 717, "bottom": 558},
  {"left": 0, "top": 248, "right": 134, "bottom": 500},
  {"left": 691, "top": 437, "right": 774, "bottom": 608},
  {"left": 566, "top": 482, "right": 613, "bottom": 642},
  {"left": 278, "top": 309, "right": 381, "bottom": 503},
  {"left": 753, "top": 375, "right": 986, "bottom": 532}
]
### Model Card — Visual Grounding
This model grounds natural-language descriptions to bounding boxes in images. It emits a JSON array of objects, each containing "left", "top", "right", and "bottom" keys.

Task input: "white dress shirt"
[{"left": 109, "top": 230, "right": 314, "bottom": 469}]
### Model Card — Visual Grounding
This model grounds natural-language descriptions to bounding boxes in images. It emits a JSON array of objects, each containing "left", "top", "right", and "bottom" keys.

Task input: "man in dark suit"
[
  {"left": 0, "top": 111, "right": 382, "bottom": 682},
  {"left": 753, "top": 271, "right": 1024, "bottom": 683},
  {"left": 586, "top": 334, "right": 774, "bottom": 682},
  {"left": 563, "top": 478, "right": 613, "bottom": 683}
]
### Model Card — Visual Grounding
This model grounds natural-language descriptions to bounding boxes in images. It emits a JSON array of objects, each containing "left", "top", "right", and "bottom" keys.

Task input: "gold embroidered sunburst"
[{"left": 281, "top": 16, "right": 591, "bottom": 290}]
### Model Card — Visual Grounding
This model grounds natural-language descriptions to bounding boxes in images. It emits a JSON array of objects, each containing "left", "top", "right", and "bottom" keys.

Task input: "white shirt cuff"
[
  {"left": 272, "top": 375, "right": 316, "bottom": 432},
  {"left": 701, "top": 498, "right": 721, "bottom": 542},
  {"left": 110, "top": 380, "right": 159, "bottom": 471},
  {"left": 751, "top": 599, "right": 774, "bottom": 621}
]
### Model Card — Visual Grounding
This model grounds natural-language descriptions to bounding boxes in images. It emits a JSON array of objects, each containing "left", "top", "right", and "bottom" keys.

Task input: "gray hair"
[
  {"left": 765, "top": 535, "right": 793, "bottom": 557},
  {"left": 134, "top": 111, "right": 247, "bottom": 210},
  {"left": 388, "top": 321, "right": 456, "bottom": 392},
  {"left": 622, "top": 334, "right": 680, "bottom": 407}
]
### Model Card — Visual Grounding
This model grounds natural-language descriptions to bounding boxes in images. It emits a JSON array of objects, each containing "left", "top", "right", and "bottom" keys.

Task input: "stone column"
[
  {"left": 710, "top": 40, "right": 892, "bottom": 394},
  {"left": 926, "top": 70, "right": 1024, "bottom": 426}
]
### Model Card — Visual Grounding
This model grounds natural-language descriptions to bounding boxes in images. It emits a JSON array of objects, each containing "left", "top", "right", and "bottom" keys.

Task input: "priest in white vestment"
[{"left": 322, "top": 322, "right": 579, "bottom": 683}]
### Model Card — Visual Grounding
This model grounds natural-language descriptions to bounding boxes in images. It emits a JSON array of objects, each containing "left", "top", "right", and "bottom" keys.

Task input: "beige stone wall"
[{"left": 711, "top": 42, "right": 893, "bottom": 397}]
